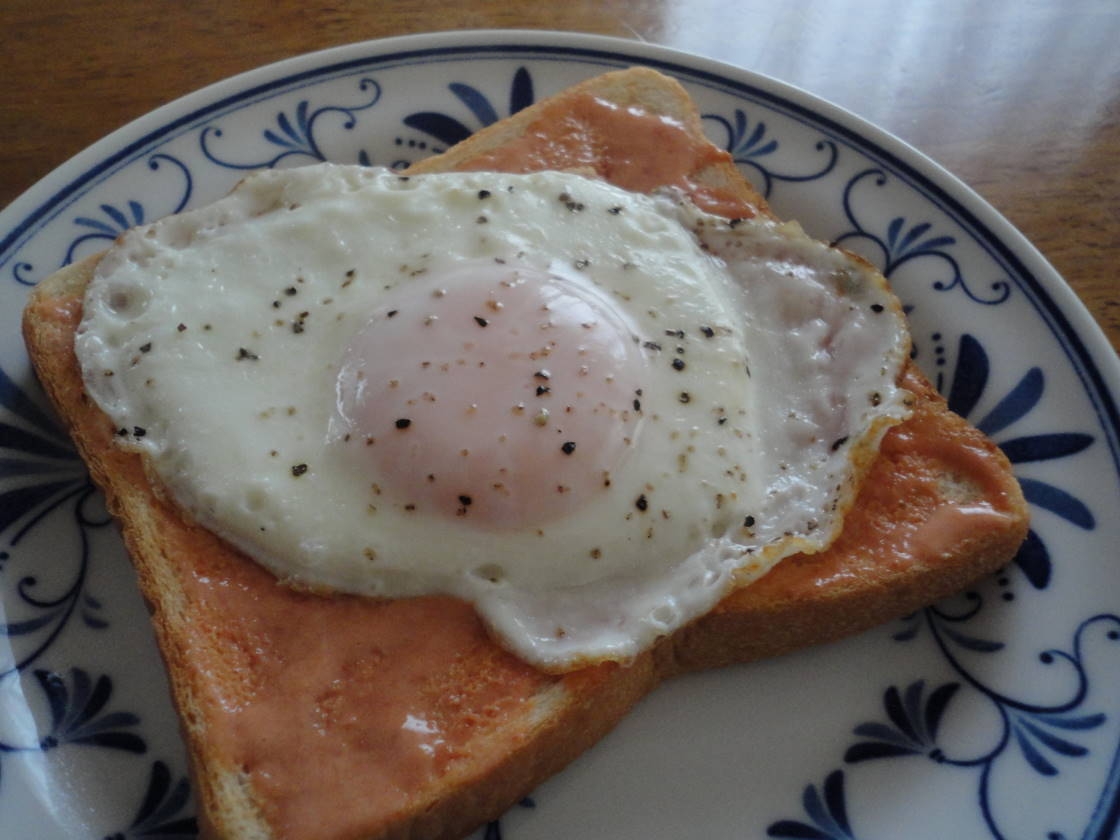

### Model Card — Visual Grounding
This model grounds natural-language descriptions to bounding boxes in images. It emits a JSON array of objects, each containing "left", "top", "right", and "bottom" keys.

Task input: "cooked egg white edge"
[{"left": 75, "top": 164, "right": 911, "bottom": 671}]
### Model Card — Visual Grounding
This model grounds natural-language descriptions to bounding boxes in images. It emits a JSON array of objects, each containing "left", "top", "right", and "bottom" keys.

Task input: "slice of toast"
[{"left": 21, "top": 68, "right": 1029, "bottom": 840}]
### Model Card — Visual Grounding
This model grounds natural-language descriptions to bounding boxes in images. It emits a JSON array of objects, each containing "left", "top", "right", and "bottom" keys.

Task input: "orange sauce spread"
[
  {"left": 44, "top": 92, "right": 1019, "bottom": 840},
  {"left": 177, "top": 551, "right": 556, "bottom": 840},
  {"left": 460, "top": 92, "right": 758, "bottom": 219}
]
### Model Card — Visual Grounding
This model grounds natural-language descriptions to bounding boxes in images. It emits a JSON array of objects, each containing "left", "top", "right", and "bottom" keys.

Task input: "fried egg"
[{"left": 75, "top": 163, "right": 911, "bottom": 671}]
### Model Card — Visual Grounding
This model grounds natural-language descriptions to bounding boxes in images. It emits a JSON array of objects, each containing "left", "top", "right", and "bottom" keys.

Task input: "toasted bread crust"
[{"left": 21, "top": 68, "right": 1028, "bottom": 840}]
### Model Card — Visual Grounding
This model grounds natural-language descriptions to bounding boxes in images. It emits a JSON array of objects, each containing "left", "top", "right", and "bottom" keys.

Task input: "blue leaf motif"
[
  {"left": 924, "top": 683, "right": 960, "bottom": 741},
  {"left": 1037, "top": 711, "right": 1107, "bottom": 731},
  {"left": 297, "top": 100, "right": 312, "bottom": 138},
  {"left": 844, "top": 681, "right": 963, "bottom": 766},
  {"left": 82, "top": 612, "right": 110, "bottom": 630},
  {"left": 509, "top": 67, "right": 534, "bottom": 115},
  {"left": 36, "top": 669, "right": 70, "bottom": 734},
  {"left": 767, "top": 823, "right": 833, "bottom": 839},
  {"left": 851, "top": 722, "right": 916, "bottom": 748},
  {"left": 835, "top": 169, "right": 1006, "bottom": 303},
  {"left": 73, "top": 216, "right": 123, "bottom": 236},
  {"left": 402, "top": 69, "right": 535, "bottom": 154},
  {"left": 97, "top": 761, "right": 201, "bottom": 838},
  {"left": 886, "top": 217, "right": 906, "bottom": 249},
  {"left": 946, "top": 334, "right": 989, "bottom": 419},
  {"left": 702, "top": 107, "right": 835, "bottom": 198},
  {"left": 101, "top": 204, "right": 130, "bottom": 231},
  {"left": 62, "top": 156, "right": 192, "bottom": 265},
  {"left": 201, "top": 78, "right": 382, "bottom": 170},
  {"left": 1, "top": 366, "right": 64, "bottom": 432},
  {"left": 768, "top": 771, "right": 856, "bottom": 839},
  {"left": 1019, "top": 478, "right": 1095, "bottom": 530},
  {"left": 897, "top": 221, "right": 931, "bottom": 252},
  {"left": 936, "top": 333, "right": 1094, "bottom": 593},
  {"left": 891, "top": 612, "right": 921, "bottom": 641},
  {"left": 884, "top": 685, "right": 921, "bottom": 742},
  {"left": 2, "top": 609, "right": 62, "bottom": 637},
  {"left": 263, "top": 128, "right": 297, "bottom": 150},
  {"left": 941, "top": 625, "right": 1005, "bottom": 653},
  {"left": 843, "top": 741, "right": 919, "bottom": 762},
  {"left": 0, "top": 421, "right": 75, "bottom": 459},
  {"left": 32, "top": 669, "right": 146, "bottom": 754},
  {"left": 1020, "top": 720, "right": 1088, "bottom": 758},
  {"left": 821, "top": 770, "right": 851, "bottom": 833},
  {"left": 976, "top": 367, "right": 1044, "bottom": 436},
  {"left": 450, "top": 82, "right": 500, "bottom": 126},
  {"left": 401, "top": 112, "right": 474, "bottom": 149},
  {"left": 1015, "top": 726, "right": 1059, "bottom": 776},
  {"left": 998, "top": 433, "right": 1094, "bottom": 464},
  {"left": 0, "top": 480, "right": 83, "bottom": 534},
  {"left": 1012, "top": 529, "right": 1052, "bottom": 589}
]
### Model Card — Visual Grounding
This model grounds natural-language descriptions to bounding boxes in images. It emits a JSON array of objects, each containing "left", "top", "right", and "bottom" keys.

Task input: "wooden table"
[{"left": 4, "top": 0, "right": 1118, "bottom": 354}]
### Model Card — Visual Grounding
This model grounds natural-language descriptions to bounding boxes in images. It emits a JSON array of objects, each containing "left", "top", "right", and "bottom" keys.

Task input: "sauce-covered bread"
[{"left": 21, "top": 67, "right": 1028, "bottom": 840}]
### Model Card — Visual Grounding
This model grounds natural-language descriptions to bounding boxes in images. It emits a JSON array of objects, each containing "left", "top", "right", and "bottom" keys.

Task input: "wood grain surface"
[{"left": 3, "top": 0, "right": 1117, "bottom": 353}]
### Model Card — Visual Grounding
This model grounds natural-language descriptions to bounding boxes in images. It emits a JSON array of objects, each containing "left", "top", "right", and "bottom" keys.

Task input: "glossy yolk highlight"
[{"left": 334, "top": 262, "right": 646, "bottom": 530}]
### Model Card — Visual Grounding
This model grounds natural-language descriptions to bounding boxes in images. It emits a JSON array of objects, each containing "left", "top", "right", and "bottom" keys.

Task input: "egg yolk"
[{"left": 334, "top": 262, "right": 647, "bottom": 530}]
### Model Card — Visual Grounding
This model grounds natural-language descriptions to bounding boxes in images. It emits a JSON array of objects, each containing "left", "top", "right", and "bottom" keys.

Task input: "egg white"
[{"left": 76, "top": 164, "right": 911, "bottom": 670}]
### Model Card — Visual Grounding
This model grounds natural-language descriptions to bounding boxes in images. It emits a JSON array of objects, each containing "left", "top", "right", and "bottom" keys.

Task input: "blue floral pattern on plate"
[{"left": 1, "top": 32, "right": 1117, "bottom": 839}]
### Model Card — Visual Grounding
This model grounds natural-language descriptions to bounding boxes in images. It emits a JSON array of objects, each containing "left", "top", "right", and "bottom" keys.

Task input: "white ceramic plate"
[{"left": 2, "top": 30, "right": 1118, "bottom": 840}]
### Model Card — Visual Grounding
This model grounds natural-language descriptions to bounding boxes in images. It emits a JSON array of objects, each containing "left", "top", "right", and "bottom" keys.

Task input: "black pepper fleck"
[
  {"left": 870, "top": 303, "right": 885, "bottom": 313},
  {"left": 133, "top": 426, "right": 147, "bottom": 438},
  {"left": 387, "top": 310, "right": 398, "bottom": 318},
  {"left": 474, "top": 316, "right": 489, "bottom": 327},
  {"left": 176, "top": 323, "right": 187, "bottom": 332},
  {"left": 671, "top": 358, "right": 686, "bottom": 371},
  {"left": 744, "top": 515, "right": 756, "bottom": 527},
  {"left": 236, "top": 348, "right": 259, "bottom": 361},
  {"left": 459, "top": 494, "right": 473, "bottom": 506},
  {"left": 291, "top": 463, "right": 308, "bottom": 477},
  {"left": 284, "top": 286, "right": 297, "bottom": 296},
  {"left": 561, "top": 441, "right": 576, "bottom": 455},
  {"left": 831, "top": 436, "right": 849, "bottom": 451},
  {"left": 635, "top": 494, "right": 649, "bottom": 512},
  {"left": 679, "top": 392, "right": 691, "bottom": 403},
  {"left": 573, "top": 258, "right": 590, "bottom": 270},
  {"left": 478, "top": 189, "right": 491, "bottom": 199},
  {"left": 536, "top": 385, "right": 551, "bottom": 396},
  {"left": 395, "top": 418, "right": 412, "bottom": 429},
  {"left": 700, "top": 326, "right": 715, "bottom": 338},
  {"left": 139, "top": 342, "right": 152, "bottom": 353}
]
